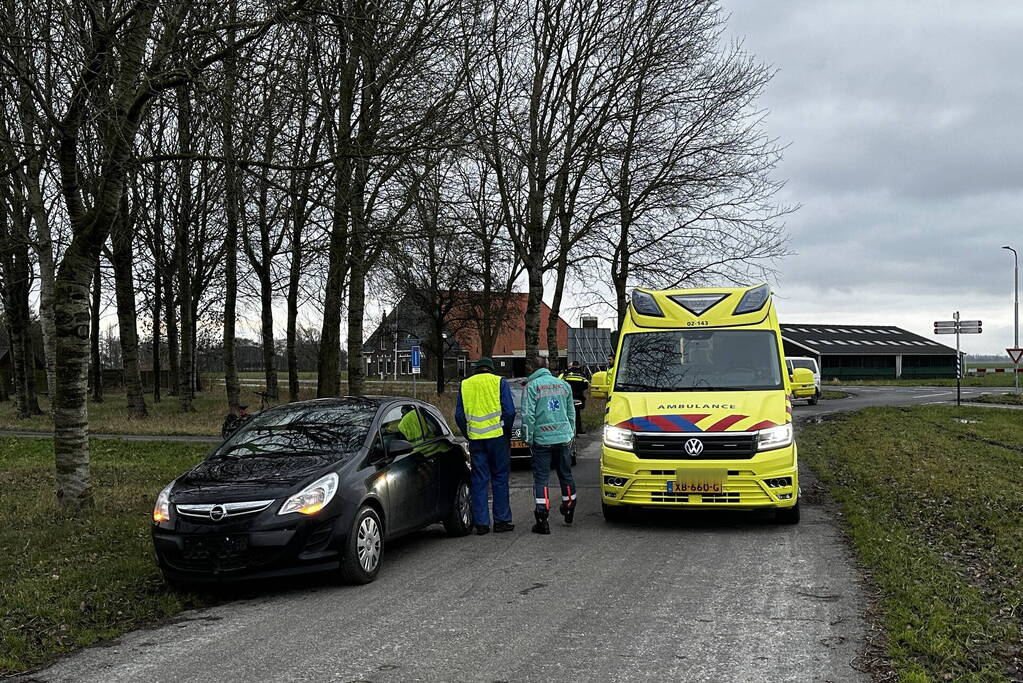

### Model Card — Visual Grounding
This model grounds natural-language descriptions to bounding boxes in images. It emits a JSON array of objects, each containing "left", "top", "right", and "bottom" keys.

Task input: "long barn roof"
[{"left": 780, "top": 323, "right": 957, "bottom": 356}]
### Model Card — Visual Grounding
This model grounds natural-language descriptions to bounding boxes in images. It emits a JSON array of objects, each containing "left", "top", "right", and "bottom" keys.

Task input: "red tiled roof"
[{"left": 450, "top": 293, "right": 569, "bottom": 359}]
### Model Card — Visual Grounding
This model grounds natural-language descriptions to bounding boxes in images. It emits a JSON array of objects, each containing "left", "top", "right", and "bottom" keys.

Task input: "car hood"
[
  {"left": 606, "top": 390, "right": 790, "bottom": 433},
  {"left": 172, "top": 453, "right": 340, "bottom": 503}
]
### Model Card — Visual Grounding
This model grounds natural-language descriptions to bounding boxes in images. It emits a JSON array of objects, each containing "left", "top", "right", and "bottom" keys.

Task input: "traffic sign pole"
[
  {"left": 934, "top": 312, "right": 983, "bottom": 406},
  {"left": 410, "top": 344, "right": 421, "bottom": 398}
]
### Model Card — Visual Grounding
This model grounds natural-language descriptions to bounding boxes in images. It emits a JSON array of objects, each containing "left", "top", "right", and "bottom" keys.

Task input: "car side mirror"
[{"left": 387, "top": 439, "right": 414, "bottom": 458}]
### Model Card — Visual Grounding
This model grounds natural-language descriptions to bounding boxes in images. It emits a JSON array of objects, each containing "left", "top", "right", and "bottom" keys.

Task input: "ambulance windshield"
[{"left": 615, "top": 330, "right": 783, "bottom": 392}]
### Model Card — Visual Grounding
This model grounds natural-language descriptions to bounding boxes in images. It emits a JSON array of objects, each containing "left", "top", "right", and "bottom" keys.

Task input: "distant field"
[
  {"left": 966, "top": 361, "right": 1014, "bottom": 369},
  {"left": 829, "top": 374, "right": 1017, "bottom": 387}
]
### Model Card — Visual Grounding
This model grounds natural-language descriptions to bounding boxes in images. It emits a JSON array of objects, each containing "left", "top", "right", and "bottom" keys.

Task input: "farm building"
[{"left": 780, "top": 324, "right": 959, "bottom": 380}]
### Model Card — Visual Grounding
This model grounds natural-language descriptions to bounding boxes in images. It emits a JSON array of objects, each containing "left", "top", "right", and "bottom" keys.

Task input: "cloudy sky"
[{"left": 719, "top": 0, "right": 1023, "bottom": 355}]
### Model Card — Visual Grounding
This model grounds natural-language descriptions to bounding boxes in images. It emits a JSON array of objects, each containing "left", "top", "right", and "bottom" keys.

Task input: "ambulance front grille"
[{"left": 634, "top": 433, "right": 757, "bottom": 460}]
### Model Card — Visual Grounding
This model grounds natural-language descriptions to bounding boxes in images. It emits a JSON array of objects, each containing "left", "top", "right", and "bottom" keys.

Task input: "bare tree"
[
  {"left": 107, "top": 187, "right": 147, "bottom": 416},
  {"left": 1, "top": 0, "right": 312, "bottom": 511},
  {"left": 467, "top": 0, "right": 634, "bottom": 368},
  {"left": 0, "top": 187, "right": 42, "bottom": 416},
  {"left": 592, "top": 0, "right": 792, "bottom": 325}
]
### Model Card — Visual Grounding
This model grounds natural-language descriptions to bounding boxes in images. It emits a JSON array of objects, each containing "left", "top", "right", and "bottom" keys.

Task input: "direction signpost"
[{"left": 934, "top": 312, "right": 982, "bottom": 406}]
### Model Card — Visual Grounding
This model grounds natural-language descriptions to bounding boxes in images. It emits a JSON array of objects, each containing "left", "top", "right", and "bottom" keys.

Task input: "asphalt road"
[{"left": 20, "top": 385, "right": 998, "bottom": 683}]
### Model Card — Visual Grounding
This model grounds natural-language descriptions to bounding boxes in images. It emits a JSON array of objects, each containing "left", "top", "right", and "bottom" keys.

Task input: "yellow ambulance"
[{"left": 600, "top": 284, "right": 800, "bottom": 524}]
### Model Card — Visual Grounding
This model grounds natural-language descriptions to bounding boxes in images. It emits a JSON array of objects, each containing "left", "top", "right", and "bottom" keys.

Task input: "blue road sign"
[{"left": 411, "top": 345, "right": 421, "bottom": 373}]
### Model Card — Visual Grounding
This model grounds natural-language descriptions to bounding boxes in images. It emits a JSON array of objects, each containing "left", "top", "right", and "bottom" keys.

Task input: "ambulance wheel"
[
  {"left": 775, "top": 501, "right": 800, "bottom": 525},
  {"left": 602, "top": 502, "right": 628, "bottom": 523},
  {"left": 808, "top": 391, "right": 819, "bottom": 406}
]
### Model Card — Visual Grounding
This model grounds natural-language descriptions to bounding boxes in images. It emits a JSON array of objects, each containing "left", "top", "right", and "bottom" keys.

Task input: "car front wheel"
[
  {"left": 443, "top": 479, "right": 473, "bottom": 537},
  {"left": 339, "top": 506, "right": 384, "bottom": 584}
]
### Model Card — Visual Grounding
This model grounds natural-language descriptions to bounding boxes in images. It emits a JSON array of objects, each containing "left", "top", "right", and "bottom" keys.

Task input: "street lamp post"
[{"left": 1003, "top": 246, "right": 1019, "bottom": 393}]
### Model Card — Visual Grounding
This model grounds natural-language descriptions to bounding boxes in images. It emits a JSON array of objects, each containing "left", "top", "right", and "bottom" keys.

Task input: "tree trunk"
[
  {"left": 175, "top": 85, "right": 194, "bottom": 411},
  {"left": 53, "top": 247, "right": 96, "bottom": 511},
  {"left": 164, "top": 271, "right": 179, "bottom": 396},
  {"left": 286, "top": 226, "right": 302, "bottom": 402},
  {"left": 111, "top": 193, "right": 147, "bottom": 418},
  {"left": 34, "top": 229, "right": 57, "bottom": 400},
  {"left": 346, "top": 236, "right": 367, "bottom": 397},
  {"left": 523, "top": 264, "right": 544, "bottom": 370},
  {"left": 316, "top": 167, "right": 351, "bottom": 397},
  {"left": 152, "top": 271, "right": 162, "bottom": 402},
  {"left": 546, "top": 249, "right": 569, "bottom": 368},
  {"left": 259, "top": 271, "right": 278, "bottom": 398},
  {"left": 222, "top": 0, "right": 242, "bottom": 413},
  {"left": 89, "top": 258, "right": 103, "bottom": 403}
]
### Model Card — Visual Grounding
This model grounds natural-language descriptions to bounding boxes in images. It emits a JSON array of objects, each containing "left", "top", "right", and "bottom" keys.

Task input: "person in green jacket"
[{"left": 521, "top": 356, "right": 577, "bottom": 535}]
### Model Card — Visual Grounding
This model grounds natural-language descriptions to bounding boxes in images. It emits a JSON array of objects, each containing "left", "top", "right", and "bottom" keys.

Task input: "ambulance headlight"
[
  {"left": 603, "top": 425, "right": 634, "bottom": 451},
  {"left": 733, "top": 284, "right": 770, "bottom": 315},
  {"left": 630, "top": 289, "right": 663, "bottom": 317},
  {"left": 757, "top": 423, "right": 792, "bottom": 451}
]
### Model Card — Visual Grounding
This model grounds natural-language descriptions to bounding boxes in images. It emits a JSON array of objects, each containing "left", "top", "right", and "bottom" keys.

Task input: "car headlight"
[
  {"left": 757, "top": 423, "right": 793, "bottom": 451},
  {"left": 153, "top": 482, "right": 173, "bottom": 526},
  {"left": 603, "top": 424, "right": 634, "bottom": 451},
  {"left": 278, "top": 473, "right": 339, "bottom": 516}
]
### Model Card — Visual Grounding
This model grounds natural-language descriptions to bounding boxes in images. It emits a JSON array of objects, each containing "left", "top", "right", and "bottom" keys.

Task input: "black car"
[
  {"left": 505, "top": 376, "right": 577, "bottom": 465},
  {"left": 151, "top": 397, "right": 473, "bottom": 586}
]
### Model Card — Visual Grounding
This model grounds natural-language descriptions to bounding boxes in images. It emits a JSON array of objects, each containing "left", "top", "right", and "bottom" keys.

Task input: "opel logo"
[
  {"left": 209, "top": 505, "right": 227, "bottom": 521},
  {"left": 684, "top": 438, "right": 704, "bottom": 457}
]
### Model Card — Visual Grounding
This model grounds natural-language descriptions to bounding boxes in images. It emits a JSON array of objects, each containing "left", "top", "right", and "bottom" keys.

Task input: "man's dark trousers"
[{"left": 469, "top": 436, "right": 512, "bottom": 526}]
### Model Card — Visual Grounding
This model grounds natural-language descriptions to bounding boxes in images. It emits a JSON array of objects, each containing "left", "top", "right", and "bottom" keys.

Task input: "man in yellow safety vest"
[{"left": 455, "top": 358, "right": 516, "bottom": 534}]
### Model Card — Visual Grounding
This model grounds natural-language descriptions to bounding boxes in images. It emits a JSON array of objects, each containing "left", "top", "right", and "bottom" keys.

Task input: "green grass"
[
  {"left": 800, "top": 406, "right": 1023, "bottom": 680},
  {"left": 820, "top": 390, "right": 849, "bottom": 400},
  {"left": 968, "top": 392, "right": 1023, "bottom": 406},
  {"left": 0, "top": 438, "right": 214, "bottom": 675},
  {"left": 828, "top": 374, "right": 1017, "bottom": 387}
]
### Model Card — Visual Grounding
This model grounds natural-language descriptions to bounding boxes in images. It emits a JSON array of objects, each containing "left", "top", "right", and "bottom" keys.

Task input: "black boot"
[
  {"left": 560, "top": 501, "right": 576, "bottom": 525},
  {"left": 531, "top": 509, "right": 551, "bottom": 535}
]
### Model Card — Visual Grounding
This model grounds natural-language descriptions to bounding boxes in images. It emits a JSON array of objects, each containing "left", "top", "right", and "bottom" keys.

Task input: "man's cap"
[
  {"left": 570, "top": 360, "right": 581, "bottom": 367},
  {"left": 475, "top": 357, "right": 495, "bottom": 370}
]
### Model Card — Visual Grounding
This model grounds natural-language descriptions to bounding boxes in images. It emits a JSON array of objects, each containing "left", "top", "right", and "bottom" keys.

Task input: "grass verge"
[
  {"left": 828, "top": 375, "right": 1017, "bottom": 387},
  {"left": 0, "top": 437, "right": 212, "bottom": 676},
  {"left": 968, "top": 393, "right": 1023, "bottom": 406},
  {"left": 799, "top": 406, "right": 1023, "bottom": 680},
  {"left": 820, "top": 390, "right": 849, "bottom": 400}
]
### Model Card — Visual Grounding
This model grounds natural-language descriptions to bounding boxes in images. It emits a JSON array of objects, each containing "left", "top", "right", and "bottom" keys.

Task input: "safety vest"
[{"left": 461, "top": 372, "right": 504, "bottom": 440}]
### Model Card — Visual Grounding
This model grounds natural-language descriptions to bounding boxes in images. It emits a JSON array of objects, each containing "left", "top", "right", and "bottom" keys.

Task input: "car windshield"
[
  {"left": 789, "top": 359, "right": 817, "bottom": 371},
  {"left": 213, "top": 403, "right": 376, "bottom": 460},
  {"left": 615, "top": 329, "right": 784, "bottom": 392}
]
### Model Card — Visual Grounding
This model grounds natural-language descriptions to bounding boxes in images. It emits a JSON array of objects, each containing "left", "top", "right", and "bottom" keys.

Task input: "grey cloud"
[{"left": 722, "top": 0, "right": 1023, "bottom": 354}]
